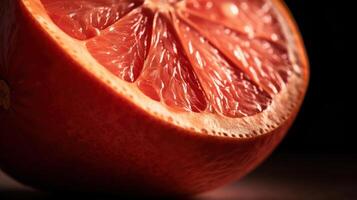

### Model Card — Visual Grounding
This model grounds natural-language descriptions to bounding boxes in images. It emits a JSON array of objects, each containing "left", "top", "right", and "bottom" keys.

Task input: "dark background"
[{"left": 276, "top": 1, "right": 354, "bottom": 155}]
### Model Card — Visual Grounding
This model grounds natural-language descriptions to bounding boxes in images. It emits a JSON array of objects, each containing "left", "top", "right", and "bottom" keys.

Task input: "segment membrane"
[{"left": 136, "top": 14, "right": 207, "bottom": 112}]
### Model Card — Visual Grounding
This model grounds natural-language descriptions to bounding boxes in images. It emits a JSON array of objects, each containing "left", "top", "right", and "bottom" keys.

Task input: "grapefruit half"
[{"left": 0, "top": 0, "right": 309, "bottom": 196}]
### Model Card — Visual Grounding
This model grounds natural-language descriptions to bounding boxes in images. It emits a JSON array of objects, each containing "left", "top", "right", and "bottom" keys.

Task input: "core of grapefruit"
[{"left": 0, "top": 0, "right": 309, "bottom": 196}]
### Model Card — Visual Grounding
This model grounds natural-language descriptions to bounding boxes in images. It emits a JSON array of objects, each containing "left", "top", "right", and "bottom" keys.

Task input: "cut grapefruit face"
[{"left": 20, "top": 0, "right": 308, "bottom": 138}]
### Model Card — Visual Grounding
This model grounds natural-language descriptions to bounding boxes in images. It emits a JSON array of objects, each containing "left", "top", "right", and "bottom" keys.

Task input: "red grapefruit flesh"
[{"left": 0, "top": 0, "right": 309, "bottom": 196}]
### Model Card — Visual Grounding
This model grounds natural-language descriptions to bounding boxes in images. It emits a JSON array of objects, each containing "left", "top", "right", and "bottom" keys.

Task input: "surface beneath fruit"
[{"left": 40, "top": 0, "right": 298, "bottom": 118}]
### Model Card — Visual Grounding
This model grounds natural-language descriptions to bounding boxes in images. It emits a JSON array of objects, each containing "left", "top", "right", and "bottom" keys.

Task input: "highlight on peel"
[{"left": 20, "top": 0, "right": 308, "bottom": 137}]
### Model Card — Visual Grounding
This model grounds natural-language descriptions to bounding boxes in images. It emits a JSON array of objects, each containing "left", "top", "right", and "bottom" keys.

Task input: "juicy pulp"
[{"left": 40, "top": 0, "right": 298, "bottom": 117}]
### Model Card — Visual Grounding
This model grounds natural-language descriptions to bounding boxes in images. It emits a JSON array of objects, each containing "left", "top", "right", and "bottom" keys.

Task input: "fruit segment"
[
  {"left": 185, "top": 0, "right": 286, "bottom": 43},
  {"left": 40, "top": 0, "right": 144, "bottom": 40},
  {"left": 87, "top": 8, "right": 152, "bottom": 82},
  {"left": 174, "top": 19, "right": 271, "bottom": 117},
  {"left": 179, "top": 13, "right": 291, "bottom": 94},
  {"left": 136, "top": 14, "right": 207, "bottom": 112}
]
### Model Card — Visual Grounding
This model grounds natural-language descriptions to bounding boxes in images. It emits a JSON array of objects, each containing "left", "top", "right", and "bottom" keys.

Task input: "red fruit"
[{"left": 0, "top": 0, "right": 309, "bottom": 196}]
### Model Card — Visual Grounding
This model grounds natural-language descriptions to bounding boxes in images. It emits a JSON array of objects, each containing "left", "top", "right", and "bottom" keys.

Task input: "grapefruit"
[{"left": 0, "top": 0, "right": 309, "bottom": 196}]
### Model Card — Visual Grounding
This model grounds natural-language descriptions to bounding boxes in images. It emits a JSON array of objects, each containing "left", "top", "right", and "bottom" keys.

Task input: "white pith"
[{"left": 21, "top": 0, "right": 308, "bottom": 138}]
